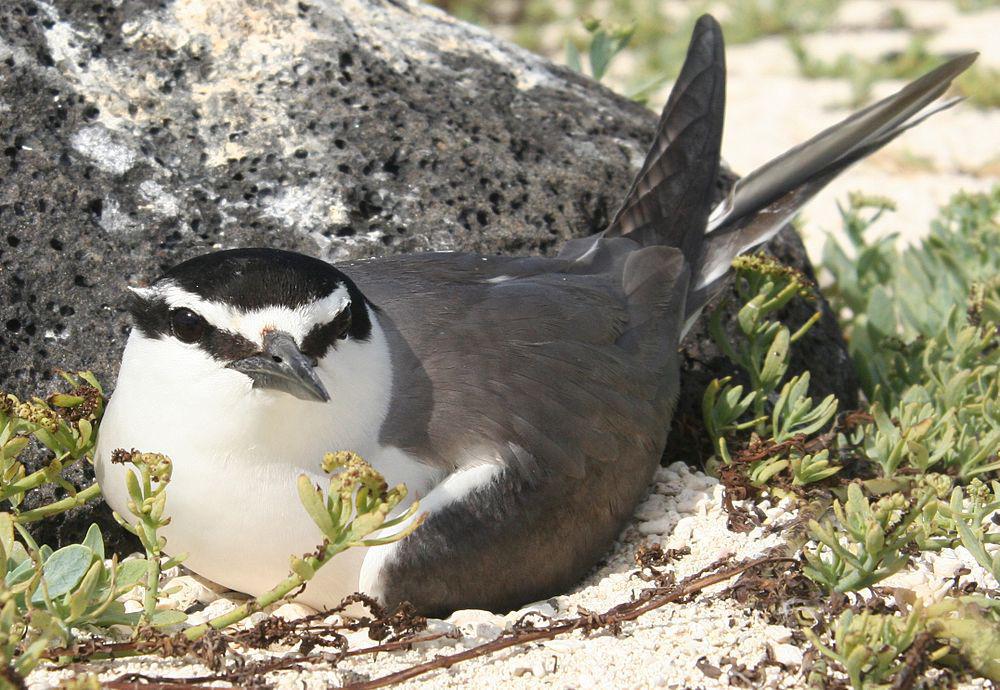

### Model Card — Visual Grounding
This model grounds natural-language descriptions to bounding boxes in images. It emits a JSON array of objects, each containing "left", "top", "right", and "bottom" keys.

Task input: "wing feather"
[{"left": 344, "top": 250, "right": 677, "bottom": 480}]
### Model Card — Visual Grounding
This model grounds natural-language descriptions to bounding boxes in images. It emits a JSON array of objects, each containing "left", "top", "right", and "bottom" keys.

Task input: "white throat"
[
  {"left": 94, "top": 307, "right": 438, "bottom": 607},
  {"left": 101, "top": 307, "right": 391, "bottom": 464}
]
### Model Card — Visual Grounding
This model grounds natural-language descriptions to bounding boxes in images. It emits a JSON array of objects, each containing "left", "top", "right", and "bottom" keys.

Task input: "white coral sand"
[
  {"left": 28, "top": 461, "right": 998, "bottom": 689},
  {"left": 28, "top": 464, "right": 798, "bottom": 688}
]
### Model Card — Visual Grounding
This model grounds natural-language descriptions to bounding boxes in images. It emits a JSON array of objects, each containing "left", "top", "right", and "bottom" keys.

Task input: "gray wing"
[
  {"left": 344, "top": 247, "right": 685, "bottom": 480},
  {"left": 336, "top": 16, "right": 718, "bottom": 615},
  {"left": 335, "top": 14, "right": 973, "bottom": 615},
  {"left": 342, "top": 246, "right": 689, "bottom": 615}
]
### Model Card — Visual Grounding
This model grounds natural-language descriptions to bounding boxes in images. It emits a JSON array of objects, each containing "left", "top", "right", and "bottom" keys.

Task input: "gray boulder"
[{"left": 0, "top": 0, "right": 856, "bottom": 551}]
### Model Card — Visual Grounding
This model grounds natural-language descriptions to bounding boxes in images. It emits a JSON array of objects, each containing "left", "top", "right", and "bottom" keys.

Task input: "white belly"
[
  {"left": 95, "top": 329, "right": 440, "bottom": 609},
  {"left": 96, "top": 425, "right": 436, "bottom": 608},
  {"left": 97, "top": 447, "right": 380, "bottom": 607}
]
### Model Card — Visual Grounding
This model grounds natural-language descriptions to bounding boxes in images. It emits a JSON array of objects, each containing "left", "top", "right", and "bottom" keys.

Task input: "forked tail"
[{"left": 605, "top": 14, "right": 977, "bottom": 329}]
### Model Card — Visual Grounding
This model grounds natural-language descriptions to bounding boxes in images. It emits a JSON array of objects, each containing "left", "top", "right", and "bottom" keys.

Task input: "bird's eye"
[{"left": 170, "top": 308, "right": 206, "bottom": 343}]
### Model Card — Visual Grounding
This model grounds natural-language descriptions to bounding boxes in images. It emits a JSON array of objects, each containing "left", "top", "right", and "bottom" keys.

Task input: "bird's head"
[{"left": 126, "top": 248, "right": 374, "bottom": 404}]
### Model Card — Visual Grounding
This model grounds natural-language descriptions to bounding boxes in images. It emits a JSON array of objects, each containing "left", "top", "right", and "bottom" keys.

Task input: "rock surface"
[{"left": 0, "top": 0, "right": 855, "bottom": 549}]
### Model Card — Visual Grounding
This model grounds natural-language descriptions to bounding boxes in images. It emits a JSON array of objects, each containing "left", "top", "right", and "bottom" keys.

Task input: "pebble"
[
  {"left": 343, "top": 629, "right": 374, "bottom": 650},
  {"left": 323, "top": 613, "right": 346, "bottom": 627},
  {"left": 670, "top": 516, "right": 697, "bottom": 543},
  {"left": 541, "top": 639, "right": 582, "bottom": 653},
  {"left": 638, "top": 514, "right": 678, "bottom": 536},
  {"left": 673, "top": 489, "right": 705, "bottom": 514},
  {"left": 270, "top": 603, "right": 317, "bottom": 621},
  {"left": 764, "top": 506, "right": 786, "bottom": 523},
  {"left": 665, "top": 461, "right": 690, "bottom": 476},
  {"left": 185, "top": 598, "right": 238, "bottom": 626},
  {"left": 243, "top": 611, "right": 269, "bottom": 627},
  {"left": 508, "top": 600, "right": 557, "bottom": 622},
  {"left": 763, "top": 625, "right": 793, "bottom": 644},
  {"left": 633, "top": 495, "right": 668, "bottom": 520},
  {"left": 511, "top": 658, "right": 551, "bottom": 678},
  {"left": 412, "top": 620, "right": 461, "bottom": 650},
  {"left": 160, "top": 575, "right": 221, "bottom": 611},
  {"left": 932, "top": 556, "right": 964, "bottom": 580},
  {"left": 656, "top": 469, "right": 680, "bottom": 484},
  {"left": 447, "top": 609, "right": 505, "bottom": 642},
  {"left": 770, "top": 642, "right": 804, "bottom": 668}
]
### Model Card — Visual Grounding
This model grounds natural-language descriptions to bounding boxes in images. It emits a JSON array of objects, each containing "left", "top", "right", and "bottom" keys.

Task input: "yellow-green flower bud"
[
  {"left": 864, "top": 524, "right": 885, "bottom": 554},
  {"left": 290, "top": 555, "right": 315, "bottom": 581}
]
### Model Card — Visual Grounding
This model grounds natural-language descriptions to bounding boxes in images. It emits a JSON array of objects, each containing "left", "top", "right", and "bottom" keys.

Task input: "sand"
[{"left": 27, "top": 461, "right": 998, "bottom": 688}]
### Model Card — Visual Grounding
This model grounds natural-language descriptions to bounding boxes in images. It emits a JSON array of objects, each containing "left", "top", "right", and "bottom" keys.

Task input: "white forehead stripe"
[
  {"left": 128, "top": 286, "right": 158, "bottom": 300},
  {"left": 138, "top": 280, "right": 350, "bottom": 344}
]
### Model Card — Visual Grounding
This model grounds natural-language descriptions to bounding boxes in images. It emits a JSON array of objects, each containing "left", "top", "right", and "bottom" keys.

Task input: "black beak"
[{"left": 227, "top": 331, "right": 331, "bottom": 403}]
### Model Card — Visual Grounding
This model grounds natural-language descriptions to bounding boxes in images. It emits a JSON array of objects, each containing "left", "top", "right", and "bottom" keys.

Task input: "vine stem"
[
  {"left": 0, "top": 466, "right": 60, "bottom": 503},
  {"left": 182, "top": 552, "right": 330, "bottom": 641},
  {"left": 342, "top": 555, "right": 792, "bottom": 690},
  {"left": 13, "top": 483, "right": 102, "bottom": 523},
  {"left": 141, "top": 551, "right": 161, "bottom": 625}
]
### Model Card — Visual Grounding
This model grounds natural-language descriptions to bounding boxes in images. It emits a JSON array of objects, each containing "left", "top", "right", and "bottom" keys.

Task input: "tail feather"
[
  {"left": 692, "top": 52, "right": 977, "bottom": 298},
  {"left": 710, "top": 53, "right": 976, "bottom": 235},
  {"left": 599, "top": 15, "right": 975, "bottom": 334},
  {"left": 695, "top": 94, "right": 965, "bottom": 293},
  {"left": 604, "top": 14, "right": 725, "bottom": 275}
]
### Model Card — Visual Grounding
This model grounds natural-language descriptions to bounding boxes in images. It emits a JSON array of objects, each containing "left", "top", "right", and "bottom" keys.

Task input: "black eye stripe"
[
  {"left": 128, "top": 295, "right": 257, "bottom": 360},
  {"left": 301, "top": 310, "right": 352, "bottom": 360},
  {"left": 129, "top": 294, "right": 171, "bottom": 340},
  {"left": 202, "top": 328, "right": 258, "bottom": 361},
  {"left": 167, "top": 312, "right": 257, "bottom": 361},
  {"left": 129, "top": 272, "right": 374, "bottom": 363}
]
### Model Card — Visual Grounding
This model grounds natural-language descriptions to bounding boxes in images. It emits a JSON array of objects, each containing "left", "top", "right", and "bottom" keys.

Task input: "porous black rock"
[{"left": 0, "top": 0, "right": 856, "bottom": 552}]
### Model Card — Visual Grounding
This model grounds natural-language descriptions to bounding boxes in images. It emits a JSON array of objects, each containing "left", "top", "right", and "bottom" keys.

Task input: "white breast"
[{"left": 95, "top": 310, "right": 441, "bottom": 608}]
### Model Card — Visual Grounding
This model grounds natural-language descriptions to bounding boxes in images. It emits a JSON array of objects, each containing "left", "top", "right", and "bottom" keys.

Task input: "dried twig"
[
  {"left": 889, "top": 632, "right": 935, "bottom": 690},
  {"left": 60, "top": 553, "right": 790, "bottom": 689},
  {"left": 104, "top": 681, "right": 215, "bottom": 690},
  {"left": 340, "top": 554, "right": 792, "bottom": 690}
]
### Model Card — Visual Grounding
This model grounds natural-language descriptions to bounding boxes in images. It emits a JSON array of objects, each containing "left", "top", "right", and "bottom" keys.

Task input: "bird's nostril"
[{"left": 271, "top": 355, "right": 283, "bottom": 364}]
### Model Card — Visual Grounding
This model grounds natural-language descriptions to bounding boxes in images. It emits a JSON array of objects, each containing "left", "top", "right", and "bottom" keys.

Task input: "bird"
[{"left": 94, "top": 16, "right": 976, "bottom": 617}]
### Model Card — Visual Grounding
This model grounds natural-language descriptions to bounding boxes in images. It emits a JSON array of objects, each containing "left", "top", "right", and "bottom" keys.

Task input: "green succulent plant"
[
  {"left": 703, "top": 188, "right": 1000, "bottom": 688},
  {"left": 0, "top": 371, "right": 424, "bottom": 685},
  {"left": 703, "top": 253, "right": 839, "bottom": 485}
]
